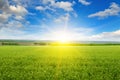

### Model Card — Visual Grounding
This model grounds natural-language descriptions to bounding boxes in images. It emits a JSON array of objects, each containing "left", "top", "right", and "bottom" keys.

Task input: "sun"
[
  {"left": 56, "top": 32, "right": 69, "bottom": 42},
  {"left": 52, "top": 30, "right": 72, "bottom": 43}
]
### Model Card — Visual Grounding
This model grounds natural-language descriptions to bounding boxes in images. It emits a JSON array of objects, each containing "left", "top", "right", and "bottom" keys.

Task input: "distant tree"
[
  {"left": 1, "top": 42, "right": 19, "bottom": 45},
  {"left": 34, "top": 43, "right": 47, "bottom": 45}
]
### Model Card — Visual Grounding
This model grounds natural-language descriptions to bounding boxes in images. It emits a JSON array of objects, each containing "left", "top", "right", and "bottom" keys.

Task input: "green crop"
[{"left": 0, "top": 46, "right": 120, "bottom": 80}]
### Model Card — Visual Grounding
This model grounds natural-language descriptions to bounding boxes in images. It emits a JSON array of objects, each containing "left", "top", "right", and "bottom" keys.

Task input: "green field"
[{"left": 0, "top": 46, "right": 120, "bottom": 80}]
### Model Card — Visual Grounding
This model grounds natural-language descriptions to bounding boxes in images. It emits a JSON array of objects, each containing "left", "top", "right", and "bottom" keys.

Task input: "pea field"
[{"left": 0, "top": 46, "right": 120, "bottom": 80}]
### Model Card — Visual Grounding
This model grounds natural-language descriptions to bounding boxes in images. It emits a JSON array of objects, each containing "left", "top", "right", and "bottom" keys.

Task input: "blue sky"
[{"left": 0, "top": 0, "right": 120, "bottom": 41}]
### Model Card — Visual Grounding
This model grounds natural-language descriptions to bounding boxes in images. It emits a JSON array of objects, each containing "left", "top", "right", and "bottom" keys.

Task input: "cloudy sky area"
[{"left": 0, "top": 0, "right": 120, "bottom": 41}]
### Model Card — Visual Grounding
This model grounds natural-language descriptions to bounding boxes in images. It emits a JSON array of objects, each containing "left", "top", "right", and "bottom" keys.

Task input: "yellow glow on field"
[{"left": 48, "top": 46, "right": 83, "bottom": 58}]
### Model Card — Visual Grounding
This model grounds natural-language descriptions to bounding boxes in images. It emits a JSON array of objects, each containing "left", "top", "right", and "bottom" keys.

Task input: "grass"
[{"left": 0, "top": 46, "right": 120, "bottom": 80}]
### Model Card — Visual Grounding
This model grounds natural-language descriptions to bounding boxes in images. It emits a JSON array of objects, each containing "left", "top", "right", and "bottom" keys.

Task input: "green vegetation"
[
  {"left": 0, "top": 46, "right": 120, "bottom": 80},
  {"left": 1, "top": 42, "right": 19, "bottom": 45},
  {"left": 0, "top": 40, "right": 120, "bottom": 46}
]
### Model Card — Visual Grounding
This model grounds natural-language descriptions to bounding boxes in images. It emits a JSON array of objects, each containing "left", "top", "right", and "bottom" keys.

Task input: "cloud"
[
  {"left": 53, "top": 1, "right": 73, "bottom": 11},
  {"left": 41, "top": 0, "right": 55, "bottom": 4},
  {"left": 46, "top": 27, "right": 94, "bottom": 41},
  {"left": 9, "top": 5, "right": 28, "bottom": 16},
  {"left": 0, "top": 0, "right": 28, "bottom": 29},
  {"left": 6, "top": 21, "right": 24, "bottom": 28},
  {"left": 79, "top": 0, "right": 91, "bottom": 6},
  {"left": 0, "top": 20, "right": 24, "bottom": 29},
  {"left": 40, "top": 0, "right": 73, "bottom": 12},
  {"left": 0, "top": 27, "right": 26, "bottom": 40},
  {"left": 0, "top": 0, "right": 9, "bottom": 11},
  {"left": 54, "top": 13, "right": 70, "bottom": 23},
  {"left": 0, "top": 20, "right": 25, "bottom": 39},
  {"left": 88, "top": 2, "right": 120, "bottom": 18},
  {"left": 15, "top": 16, "right": 24, "bottom": 20},
  {"left": 91, "top": 30, "right": 120, "bottom": 41},
  {"left": 35, "top": 6, "right": 54, "bottom": 11},
  {"left": 0, "top": 0, "right": 28, "bottom": 17},
  {"left": 0, "top": 1, "right": 28, "bottom": 21},
  {"left": 0, "top": 0, "right": 28, "bottom": 16},
  {"left": 36, "top": 6, "right": 47, "bottom": 11},
  {"left": 73, "top": 27, "right": 94, "bottom": 34},
  {"left": 10, "top": 0, "right": 35, "bottom": 8},
  {"left": 0, "top": 13, "right": 11, "bottom": 22},
  {"left": 35, "top": 0, "right": 75, "bottom": 24}
]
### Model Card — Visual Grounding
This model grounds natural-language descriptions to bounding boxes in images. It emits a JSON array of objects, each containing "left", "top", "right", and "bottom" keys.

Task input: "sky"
[{"left": 0, "top": 0, "right": 120, "bottom": 41}]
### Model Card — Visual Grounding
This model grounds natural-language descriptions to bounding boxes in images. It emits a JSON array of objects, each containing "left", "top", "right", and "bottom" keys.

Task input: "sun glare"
[{"left": 52, "top": 30, "right": 72, "bottom": 43}]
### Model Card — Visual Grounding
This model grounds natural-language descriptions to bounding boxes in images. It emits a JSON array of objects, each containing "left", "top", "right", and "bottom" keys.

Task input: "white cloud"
[
  {"left": 0, "top": 0, "right": 28, "bottom": 16},
  {"left": 0, "top": 13, "right": 11, "bottom": 22},
  {"left": 0, "top": 21, "right": 25, "bottom": 39},
  {"left": 36, "top": 6, "right": 46, "bottom": 11},
  {"left": 91, "top": 30, "right": 120, "bottom": 41},
  {"left": 6, "top": 21, "right": 23, "bottom": 28},
  {"left": 15, "top": 16, "right": 24, "bottom": 20},
  {"left": 79, "top": 0, "right": 91, "bottom": 6},
  {"left": 88, "top": 2, "right": 120, "bottom": 18},
  {"left": 41, "top": 0, "right": 55, "bottom": 4},
  {"left": 73, "top": 27, "right": 93, "bottom": 34},
  {"left": 9, "top": 5, "right": 28, "bottom": 16},
  {"left": 0, "top": 0, "right": 28, "bottom": 30},
  {"left": 53, "top": 1, "right": 73, "bottom": 11},
  {"left": 73, "top": 12, "right": 78, "bottom": 17},
  {"left": 0, "top": 0, "right": 9, "bottom": 11},
  {"left": 54, "top": 13, "right": 70, "bottom": 23},
  {"left": 11, "top": 0, "right": 35, "bottom": 8},
  {"left": 0, "top": 20, "right": 24, "bottom": 29},
  {"left": 40, "top": 0, "right": 73, "bottom": 12},
  {"left": 44, "top": 27, "right": 94, "bottom": 41},
  {"left": 0, "top": 27, "right": 26, "bottom": 40},
  {"left": 35, "top": 6, "right": 54, "bottom": 11}
]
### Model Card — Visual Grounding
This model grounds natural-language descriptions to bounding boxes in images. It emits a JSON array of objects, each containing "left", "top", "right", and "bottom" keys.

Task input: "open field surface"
[{"left": 0, "top": 46, "right": 120, "bottom": 80}]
